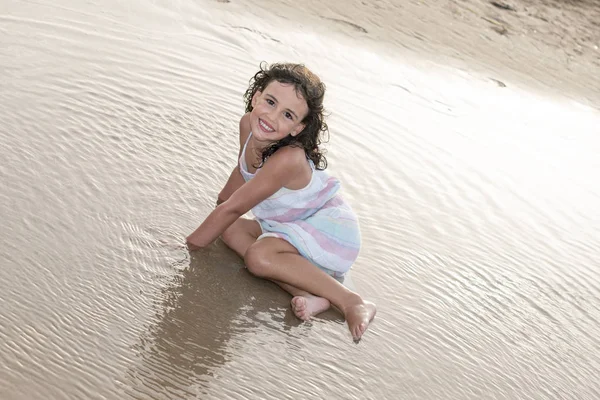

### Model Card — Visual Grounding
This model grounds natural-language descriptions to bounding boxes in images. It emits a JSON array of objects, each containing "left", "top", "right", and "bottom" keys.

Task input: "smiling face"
[{"left": 249, "top": 81, "right": 309, "bottom": 144}]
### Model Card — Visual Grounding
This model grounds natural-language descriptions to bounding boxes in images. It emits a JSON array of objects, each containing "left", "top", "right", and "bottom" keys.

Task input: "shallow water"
[{"left": 2, "top": 0, "right": 600, "bottom": 399}]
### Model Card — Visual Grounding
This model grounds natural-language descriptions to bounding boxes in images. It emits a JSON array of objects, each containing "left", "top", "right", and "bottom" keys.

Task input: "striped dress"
[{"left": 239, "top": 132, "right": 361, "bottom": 275}]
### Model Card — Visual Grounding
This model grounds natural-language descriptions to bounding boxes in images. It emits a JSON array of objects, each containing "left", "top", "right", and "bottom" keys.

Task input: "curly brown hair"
[{"left": 243, "top": 62, "right": 329, "bottom": 170}]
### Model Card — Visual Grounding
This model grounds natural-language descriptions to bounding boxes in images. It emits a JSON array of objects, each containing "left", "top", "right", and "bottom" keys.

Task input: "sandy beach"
[
  {"left": 246, "top": 0, "right": 600, "bottom": 105},
  {"left": 1, "top": 0, "right": 599, "bottom": 399}
]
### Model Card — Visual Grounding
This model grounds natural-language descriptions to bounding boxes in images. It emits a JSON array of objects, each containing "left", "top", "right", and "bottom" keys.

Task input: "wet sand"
[
  {"left": 244, "top": 0, "right": 600, "bottom": 106},
  {"left": 1, "top": 0, "right": 600, "bottom": 399}
]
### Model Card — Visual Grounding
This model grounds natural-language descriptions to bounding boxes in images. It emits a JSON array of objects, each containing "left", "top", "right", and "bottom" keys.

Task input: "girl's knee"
[
  {"left": 221, "top": 219, "right": 246, "bottom": 246},
  {"left": 244, "top": 241, "right": 271, "bottom": 277},
  {"left": 221, "top": 224, "right": 236, "bottom": 245}
]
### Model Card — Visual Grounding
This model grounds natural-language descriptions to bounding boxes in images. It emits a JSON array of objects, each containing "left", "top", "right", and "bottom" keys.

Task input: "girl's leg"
[
  {"left": 220, "top": 218, "right": 262, "bottom": 257},
  {"left": 244, "top": 237, "right": 376, "bottom": 341},
  {"left": 221, "top": 218, "right": 331, "bottom": 319}
]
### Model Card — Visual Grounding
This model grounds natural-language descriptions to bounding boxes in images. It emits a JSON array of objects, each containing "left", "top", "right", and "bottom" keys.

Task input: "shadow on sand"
[{"left": 122, "top": 239, "right": 343, "bottom": 397}]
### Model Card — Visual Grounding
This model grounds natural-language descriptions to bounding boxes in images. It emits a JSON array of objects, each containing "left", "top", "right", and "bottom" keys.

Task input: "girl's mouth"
[{"left": 259, "top": 118, "right": 274, "bottom": 132}]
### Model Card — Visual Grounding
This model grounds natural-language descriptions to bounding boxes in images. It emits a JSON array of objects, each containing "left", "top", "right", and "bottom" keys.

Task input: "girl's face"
[{"left": 250, "top": 81, "right": 308, "bottom": 144}]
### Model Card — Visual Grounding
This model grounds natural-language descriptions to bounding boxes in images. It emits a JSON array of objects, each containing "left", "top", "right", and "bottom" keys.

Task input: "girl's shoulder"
[
  {"left": 264, "top": 146, "right": 312, "bottom": 190},
  {"left": 268, "top": 145, "right": 307, "bottom": 167}
]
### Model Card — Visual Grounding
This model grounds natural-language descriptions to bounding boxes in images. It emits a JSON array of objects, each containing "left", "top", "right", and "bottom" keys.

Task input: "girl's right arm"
[
  {"left": 216, "top": 113, "right": 251, "bottom": 205},
  {"left": 186, "top": 144, "right": 305, "bottom": 249},
  {"left": 186, "top": 113, "right": 250, "bottom": 251}
]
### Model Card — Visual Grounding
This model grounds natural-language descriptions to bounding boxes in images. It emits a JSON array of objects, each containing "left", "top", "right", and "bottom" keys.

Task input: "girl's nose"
[{"left": 267, "top": 107, "right": 279, "bottom": 121}]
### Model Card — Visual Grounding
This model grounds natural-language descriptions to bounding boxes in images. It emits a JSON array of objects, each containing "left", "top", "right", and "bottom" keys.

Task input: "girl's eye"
[
  {"left": 285, "top": 112, "right": 293, "bottom": 120},
  {"left": 266, "top": 99, "right": 275, "bottom": 106}
]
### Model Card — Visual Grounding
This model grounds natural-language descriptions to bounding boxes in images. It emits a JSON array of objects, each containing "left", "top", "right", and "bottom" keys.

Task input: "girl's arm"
[
  {"left": 216, "top": 166, "right": 244, "bottom": 206},
  {"left": 215, "top": 113, "right": 252, "bottom": 205},
  {"left": 186, "top": 146, "right": 306, "bottom": 248}
]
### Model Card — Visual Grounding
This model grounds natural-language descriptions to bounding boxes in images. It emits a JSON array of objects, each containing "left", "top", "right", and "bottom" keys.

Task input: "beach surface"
[{"left": 1, "top": 0, "right": 599, "bottom": 399}]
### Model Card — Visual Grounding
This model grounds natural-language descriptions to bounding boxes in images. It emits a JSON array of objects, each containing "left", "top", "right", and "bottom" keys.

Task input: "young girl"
[{"left": 186, "top": 62, "right": 376, "bottom": 341}]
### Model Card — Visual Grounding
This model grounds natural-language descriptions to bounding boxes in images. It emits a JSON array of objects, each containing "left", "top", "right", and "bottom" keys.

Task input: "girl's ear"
[{"left": 290, "top": 123, "right": 306, "bottom": 137}]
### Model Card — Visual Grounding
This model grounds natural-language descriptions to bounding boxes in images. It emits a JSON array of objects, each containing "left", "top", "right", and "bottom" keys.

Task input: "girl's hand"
[{"left": 186, "top": 240, "right": 201, "bottom": 252}]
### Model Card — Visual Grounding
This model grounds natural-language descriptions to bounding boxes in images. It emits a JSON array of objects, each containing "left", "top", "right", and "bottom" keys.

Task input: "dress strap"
[
  {"left": 239, "top": 131, "right": 253, "bottom": 172},
  {"left": 243, "top": 131, "right": 253, "bottom": 150}
]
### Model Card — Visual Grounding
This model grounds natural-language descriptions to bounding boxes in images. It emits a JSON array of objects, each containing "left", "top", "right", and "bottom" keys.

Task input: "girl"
[{"left": 186, "top": 62, "right": 376, "bottom": 341}]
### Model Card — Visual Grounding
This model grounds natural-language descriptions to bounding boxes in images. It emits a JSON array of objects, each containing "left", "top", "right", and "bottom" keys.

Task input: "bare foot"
[
  {"left": 291, "top": 295, "right": 331, "bottom": 321},
  {"left": 343, "top": 300, "right": 377, "bottom": 342}
]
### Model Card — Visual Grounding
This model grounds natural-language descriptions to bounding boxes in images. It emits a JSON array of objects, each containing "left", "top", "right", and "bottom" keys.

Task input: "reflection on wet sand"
[{"left": 123, "top": 240, "right": 338, "bottom": 397}]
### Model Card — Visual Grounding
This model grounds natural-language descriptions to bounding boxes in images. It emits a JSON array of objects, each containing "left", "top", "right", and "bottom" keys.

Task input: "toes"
[
  {"left": 291, "top": 297, "right": 310, "bottom": 321},
  {"left": 291, "top": 297, "right": 305, "bottom": 309},
  {"left": 290, "top": 299, "right": 299, "bottom": 312},
  {"left": 296, "top": 310, "right": 310, "bottom": 321},
  {"left": 352, "top": 327, "right": 361, "bottom": 342},
  {"left": 296, "top": 300, "right": 306, "bottom": 312},
  {"left": 350, "top": 322, "right": 368, "bottom": 342},
  {"left": 300, "top": 313, "right": 310, "bottom": 321},
  {"left": 359, "top": 322, "right": 367, "bottom": 337}
]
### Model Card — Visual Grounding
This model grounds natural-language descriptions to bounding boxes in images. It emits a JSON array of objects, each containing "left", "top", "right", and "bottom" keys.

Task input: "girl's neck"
[
  {"left": 249, "top": 133, "right": 275, "bottom": 153},
  {"left": 247, "top": 134, "right": 269, "bottom": 167}
]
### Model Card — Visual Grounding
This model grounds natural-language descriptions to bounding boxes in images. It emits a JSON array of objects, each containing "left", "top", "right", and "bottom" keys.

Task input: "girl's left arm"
[{"left": 186, "top": 146, "right": 304, "bottom": 249}]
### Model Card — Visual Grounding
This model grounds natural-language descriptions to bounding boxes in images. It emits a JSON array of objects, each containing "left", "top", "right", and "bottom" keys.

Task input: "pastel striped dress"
[{"left": 239, "top": 132, "right": 361, "bottom": 275}]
